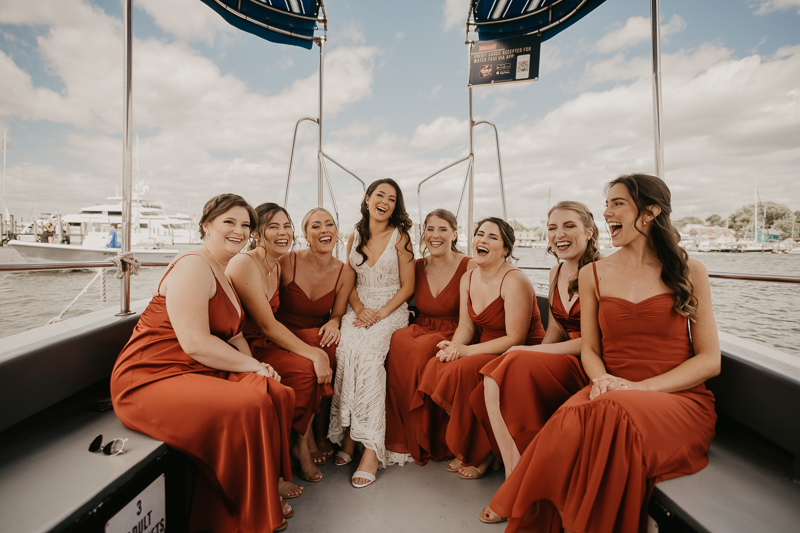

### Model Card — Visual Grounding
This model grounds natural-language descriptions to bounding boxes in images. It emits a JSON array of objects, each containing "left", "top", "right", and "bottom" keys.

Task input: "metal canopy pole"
[
  {"left": 317, "top": 37, "right": 325, "bottom": 207},
  {"left": 467, "top": 43, "right": 475, "bottom": 254},
  {"left": 119, "top": 0, "right": 133, "bottom": 315},
  {"left": 650, "top": 0, "right": 665, "bottom": 178}
]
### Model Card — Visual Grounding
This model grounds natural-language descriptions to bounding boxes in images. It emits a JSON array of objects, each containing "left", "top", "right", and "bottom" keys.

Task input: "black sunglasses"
[{"left": 88, "top": 434, "right": 128, "bottom": 456}]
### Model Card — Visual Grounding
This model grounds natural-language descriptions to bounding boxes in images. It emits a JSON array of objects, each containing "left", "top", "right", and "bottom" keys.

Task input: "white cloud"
[
  {"left": 750, "top": 0, "right": 800, "bottom": 15},
  {"left": 410, "top": 116, "right": 469, "bottom": 150},
  {"left": 339, "top": 20, "right": 366, "bottom": 45},
  {"left": 596, "top": 14, "right": 687, "bottom": 54},
  {"left": 429, "top": 84, "right": 443, "bottom": 98},
  {"left": 137, "top": 0, "right": 234, "bottom": 43},
  {"left": 489, "top": 96, "right": 515, "bottom": 116},
  {"left": 444, "top": 0, "right": 470, "bottom": 31}
]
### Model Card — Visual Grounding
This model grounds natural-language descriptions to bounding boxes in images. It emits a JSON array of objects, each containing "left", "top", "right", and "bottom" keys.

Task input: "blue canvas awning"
[
  {"left": 199, "top": 0, "right": 321, "bottom": 49},
  {"left": 472, "top": 0, "right": 609, "bottom": 41}
]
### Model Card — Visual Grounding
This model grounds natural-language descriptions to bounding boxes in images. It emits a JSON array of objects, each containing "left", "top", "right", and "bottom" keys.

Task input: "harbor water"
[{"left": 1, "top": 246, "right": 798, "bottom": 357}]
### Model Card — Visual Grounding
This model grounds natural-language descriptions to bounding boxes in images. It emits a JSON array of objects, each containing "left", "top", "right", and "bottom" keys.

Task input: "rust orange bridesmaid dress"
[
  {"left": 410, "top": 269, "right": 545, "bottom": 467},
  {"left": 275, "top": 251, "right": 342, "bottom": 372},
  {"left": 472, "top": 263, "right": 589, "bottom": 458},
  {"left": 385, "top": 256, "right": 470, "bottom": 464},
  {"left": 245, "top": 263, "right": 334, "bottom": 434},
  {"left": 110, "top": 254, "right": 295, "bottom": 533},
  {"left": 490, "top": 263, "right": 716, "bottom": 533}
]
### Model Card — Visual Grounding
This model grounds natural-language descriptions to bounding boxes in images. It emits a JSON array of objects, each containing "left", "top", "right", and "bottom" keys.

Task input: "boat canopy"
[
  {"left": 198, "top": 0, "right": 321, "bottom": 49},
  {"left": 471, "top": 0, "right": 609, "bottom": 41}
]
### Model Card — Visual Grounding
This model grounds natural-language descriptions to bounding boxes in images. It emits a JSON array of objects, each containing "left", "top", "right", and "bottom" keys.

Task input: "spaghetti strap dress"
[
  {"left": 328, "top": 228, "right": 410, "bottom": 468},
  {"left": 275, "top": 251, "right": 342, "bottom": 373},
  {"left": 110, "top": 253, "right": 295, "bottom": 533},
  {"left": 472, "top": 263, "right": 589, "bottom": 458},
  {"left": 245, "top": 263, "right": 334, "bottom": 435},
  {"left": 385, "top": 256, "right": 470, "bottom": 465},
  {"left": 490, "top": 262, "right": 717, "bottom": 533},
  {"left": 410, "top": 269, "right": 546, "bottom": 467}
]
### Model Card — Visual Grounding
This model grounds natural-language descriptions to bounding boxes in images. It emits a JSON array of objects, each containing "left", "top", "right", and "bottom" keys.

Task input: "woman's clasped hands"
[
  {"left": 435, "top": 340, "right": 469, "bottom": 362},
  {"left": 352, "top": 307, "right": 383, "bottom": 329},
  {"left": 590, "top": 373, "right": 643, "bottom": 400},
  {"left": 254, "top": 362, "right": 282, "bottom": 382}
]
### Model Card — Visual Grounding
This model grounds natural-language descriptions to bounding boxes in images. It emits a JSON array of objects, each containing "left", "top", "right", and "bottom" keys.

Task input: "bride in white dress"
[{"left": 329, "top": 179, "right": 415, "bottom": 488}]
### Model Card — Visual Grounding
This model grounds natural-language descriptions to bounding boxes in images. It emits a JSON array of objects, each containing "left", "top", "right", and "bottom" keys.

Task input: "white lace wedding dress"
[{"left": 328, "top": 227, "right": 411, "bottom": 468}]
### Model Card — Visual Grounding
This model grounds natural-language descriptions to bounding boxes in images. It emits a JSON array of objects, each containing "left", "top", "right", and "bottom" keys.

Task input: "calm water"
[{"left": 1, "top": 245, "right": 799, "bottom": 357}]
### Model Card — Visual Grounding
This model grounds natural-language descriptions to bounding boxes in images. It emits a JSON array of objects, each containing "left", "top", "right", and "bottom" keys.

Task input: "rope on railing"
[
  {"left": 108, "top": 250, "right": 142, "bottom": 278},
  {"left": 46, "top": 251, "right": 141, "bottom": 324},
  {"left": 47, "top": 269, "right": 107, "bottom": 324}
]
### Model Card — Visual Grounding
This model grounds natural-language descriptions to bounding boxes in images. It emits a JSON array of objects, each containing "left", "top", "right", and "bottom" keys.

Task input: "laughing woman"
[
  {"left": 385, "top": 209, "right": 474, "bottom": 465},
  {"left": 228, "top": 203, "right": 334, "bottom": 488},
  {"left": 275, "top": 207, "right": 355, "bottom": 463},
  {"left": 111, "top": 194, "right": 294, "bottom": 533},
  {"left": 410, "top": 217, "right": 545, "bottom": 480},
  {"left": 485, "top": 174, "right": 719, "bottom": 532},
  {"left": 473, "top": 201, "right": 600, "bottom": 481},
  {"left": 328, "top": 178, "right": 415, "bottom": 488}
]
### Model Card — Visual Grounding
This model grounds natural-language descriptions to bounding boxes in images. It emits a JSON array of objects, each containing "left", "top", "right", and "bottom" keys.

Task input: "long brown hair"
[
  {"left": 474, "top": 217, "right": 517, "bottom": 263},
  {"left": 354, "top": 179, "right": 414, "bottom": 266},
  {"left": 545, "top": 201, "right": 601, "bottom": 299},
  {"left": 606, "top": 174, "right": 697, "bottom": 319},
  {"left": 420, "top": 208, "right": 462, "bottom": 258}
]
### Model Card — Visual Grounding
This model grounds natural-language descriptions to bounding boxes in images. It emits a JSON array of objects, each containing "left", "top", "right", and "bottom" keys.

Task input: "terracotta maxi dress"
[
  {"left": 245, "top": 265, "right": 334, "bottom": 434},
  {"left": 490, "top": 263, "right": 716, "bottom": 533},
  {"left": 110, "top": 255, "right": 295, "bottom": 533},
  {"left": 411, "top": 269, "right": 546, "bottom": 467},
  {"left": 385, "top": 256, "right": 470, "bottom": 465},
  {"left": 274, "top": 251, "right": 342, "bottom": 374},
  {"left": 473, "top": 263, "right": 589, "bottom": 457}
]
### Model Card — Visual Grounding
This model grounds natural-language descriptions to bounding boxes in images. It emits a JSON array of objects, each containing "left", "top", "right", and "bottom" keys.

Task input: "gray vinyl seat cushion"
[{"left": 0, "top": 401, "right": 166, "bottom": 533}]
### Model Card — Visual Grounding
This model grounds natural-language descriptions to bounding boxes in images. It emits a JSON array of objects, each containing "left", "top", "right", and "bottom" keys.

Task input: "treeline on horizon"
[{"left": 675, "top": 202, "right": 800, "bottom": 239}]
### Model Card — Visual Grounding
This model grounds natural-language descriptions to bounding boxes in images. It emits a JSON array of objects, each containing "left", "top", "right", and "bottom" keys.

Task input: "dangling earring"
[{"left": 644, "top": 220, "right": 647, "bottom": 226}]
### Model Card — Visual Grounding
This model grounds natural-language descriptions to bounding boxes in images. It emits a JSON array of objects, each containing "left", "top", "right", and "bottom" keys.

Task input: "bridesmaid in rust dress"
[
  {"left": 385, "top": 209, "right": 473, "bottom": 466},
  {"left": 410, "top": 217, "right": 545, "bottom": 480},
  {"left": 228, "top": 203, "right": 332, "bottom": 487},
  {"left": 474, "top": 201, "right": 601, "bottom": 480},
  {"left": 111, "top": 194, "right": 295, "bottom": 533},
  {"left": 276, "top": 207, "right": 355, "bottom": 464},
  {"left": 483, "top": 174, "right": 719, "bottom": 532}
]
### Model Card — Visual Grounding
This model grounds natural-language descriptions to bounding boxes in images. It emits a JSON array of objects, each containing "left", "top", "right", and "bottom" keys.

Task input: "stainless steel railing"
[{"left": 0, "top": 261, "right": 170, "bottom": 272}]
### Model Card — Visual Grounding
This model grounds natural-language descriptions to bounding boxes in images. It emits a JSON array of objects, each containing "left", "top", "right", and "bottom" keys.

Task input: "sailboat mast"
[{"left": 753, "top": 182, "right": 758, "bottom": 242}]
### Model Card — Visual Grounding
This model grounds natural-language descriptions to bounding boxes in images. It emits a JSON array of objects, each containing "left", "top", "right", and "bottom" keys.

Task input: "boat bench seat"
[
  {"left": 650, "top": 332, "right": 800, "bottom": 533},
  {"left": 0, "top": 303, "right": 192, "bottom": 533},
  {"left": 0, "top": 392, "right": 189, "bottom": 533}
]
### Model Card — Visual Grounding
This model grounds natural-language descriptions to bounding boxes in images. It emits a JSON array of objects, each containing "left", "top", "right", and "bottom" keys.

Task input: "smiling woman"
[{"left": 109, "top": 193, "right": 296, "bottom": 532}]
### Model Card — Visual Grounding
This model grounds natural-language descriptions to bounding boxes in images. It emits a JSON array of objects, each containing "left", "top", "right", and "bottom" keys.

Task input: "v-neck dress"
[
  {"left": 244, "top": 261, "right": 335, "bottom": 434},
  {"left": 110, "top": 253, "right": 294, "bottom": 533},
  {"left": 275, "top": 252, "right": 341, "bottom": 373},
  {"left": 490, "top": 262, "right": 716, "bottom": 533},
  {"left": 328, "top": 227, "right": 410, "bottom": 468},
  {"left": 472, "top": 263, "right": 589, "bottom": 462},
  {"left": 410, "top": 269, "right": 545, "bottom": 466},
  {"left": 385, "top": 256, "right": 471, "bottom": 465}
]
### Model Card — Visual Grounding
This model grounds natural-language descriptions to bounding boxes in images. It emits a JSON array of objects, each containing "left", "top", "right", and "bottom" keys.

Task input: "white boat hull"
[{"left": 8, "top": 240, "right": 178, "bottom": 264}]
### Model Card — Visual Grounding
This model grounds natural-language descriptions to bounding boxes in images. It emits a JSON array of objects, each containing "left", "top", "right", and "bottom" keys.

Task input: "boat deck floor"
[{"left": 283, "top": 455, "right": 506, "bottom": 532}]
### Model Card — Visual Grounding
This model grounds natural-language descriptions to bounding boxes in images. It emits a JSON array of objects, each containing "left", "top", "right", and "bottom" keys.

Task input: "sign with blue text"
[{"left": 468, "top": 33, "right": 541, "bottom": 87}]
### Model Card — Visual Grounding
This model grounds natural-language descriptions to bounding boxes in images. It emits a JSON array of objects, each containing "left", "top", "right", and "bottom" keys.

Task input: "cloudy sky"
[{"left": 1, "top": 0, "right": 798, "bottom": 232}]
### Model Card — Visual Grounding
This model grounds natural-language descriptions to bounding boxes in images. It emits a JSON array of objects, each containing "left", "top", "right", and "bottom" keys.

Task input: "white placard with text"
[{"left": 106, "top": 474, "right": 166, "bottom": 533}]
